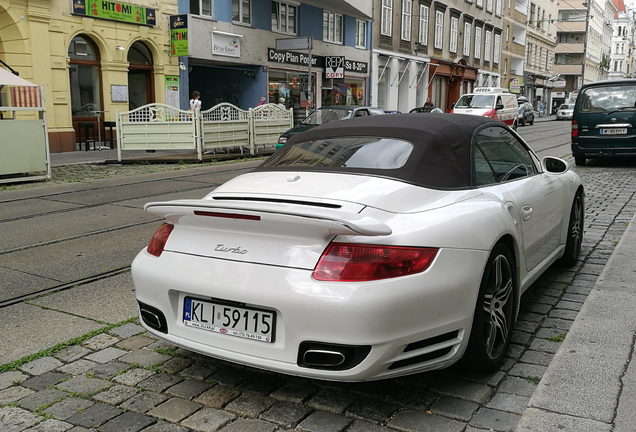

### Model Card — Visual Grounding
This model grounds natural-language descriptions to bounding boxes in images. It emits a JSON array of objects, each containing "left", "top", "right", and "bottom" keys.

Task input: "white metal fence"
[{"left": 116, "top": 102, "right": 293, "bottom": 161}]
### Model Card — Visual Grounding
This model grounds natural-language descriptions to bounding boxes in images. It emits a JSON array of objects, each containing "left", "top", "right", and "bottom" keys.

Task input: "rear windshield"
[
  {"left": 579, "top": 84, "right": 636, "bottom": 113},
  {"left": 264, "top": 137, "right": 413, "bottom": 170},
  {"left": 455, "top": 95, "right": 495, "bottom": 109}
]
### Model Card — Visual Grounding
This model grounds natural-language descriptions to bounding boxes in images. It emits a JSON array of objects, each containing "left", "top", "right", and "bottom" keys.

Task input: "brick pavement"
[{"left": 1, "top": 155, "right": 636, "bottom": 432}]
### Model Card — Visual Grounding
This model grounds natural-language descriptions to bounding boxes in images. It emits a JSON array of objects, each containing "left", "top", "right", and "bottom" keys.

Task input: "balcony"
[
  {"left": 554, "top": 64, "right": 584, "bottom": 75},
  {"left": 556, "top": 42, "right": 585, "bottom": 54},
  {"left": 557, "top": 21, "right": 586, "bottom": 32}
]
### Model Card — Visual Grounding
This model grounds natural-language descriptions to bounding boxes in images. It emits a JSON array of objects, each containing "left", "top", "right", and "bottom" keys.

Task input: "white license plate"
[
  {"left": 184, "top": 297, "right": 275, "bottom": 343},
  {"left": 600, "top": 128, "right": 627, "bottom": 135}
]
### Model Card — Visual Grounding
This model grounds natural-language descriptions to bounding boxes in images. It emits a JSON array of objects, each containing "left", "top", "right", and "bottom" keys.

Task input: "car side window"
[{"left": 473, "top": 126, "right": 538, "bottom": 185}]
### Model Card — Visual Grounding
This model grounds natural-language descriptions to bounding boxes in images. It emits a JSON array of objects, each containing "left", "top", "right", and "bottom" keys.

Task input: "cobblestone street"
[{"left": 1, "top": 156, "right": 636, "bottom": 432}]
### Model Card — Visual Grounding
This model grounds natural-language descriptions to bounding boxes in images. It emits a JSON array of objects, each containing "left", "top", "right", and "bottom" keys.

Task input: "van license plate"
[
  {"left": 184, "top": 297, "right": 275, "bottom": 343},
  {"left": 600, "top": 128, "right": 627, "bottom": 135}
]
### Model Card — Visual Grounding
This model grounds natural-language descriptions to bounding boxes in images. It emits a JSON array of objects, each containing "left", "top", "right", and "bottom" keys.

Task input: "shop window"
[
  {"left": 128, "top": 41, "right": 154, "bottom": 111},
  {"left": 377, "top": 65, "right": 390, "bottom": 110},
  {"left": 272, "top": 1, "right": 297, "bottom": 35},
  {"left": 268, "top": 69, "right": 315, "bottom": 124},
  {"left": 68, "top": 35, "right": 101, "bottom": 117},
  {"left": 321, "top": 76, "right": 366, "bottom": 106}
]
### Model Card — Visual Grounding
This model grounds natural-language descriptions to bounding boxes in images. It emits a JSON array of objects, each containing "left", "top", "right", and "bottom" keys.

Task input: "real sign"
[{"left": 325, "top": 56, "right": 345, "bottom": 79}]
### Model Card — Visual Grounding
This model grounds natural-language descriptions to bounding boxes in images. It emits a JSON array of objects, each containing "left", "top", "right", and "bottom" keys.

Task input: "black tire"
[
  {"left": 530, "top": 117, "right": 534, "bottom": 126},
  {"left": 560, "top": 190, "right": 584, "bottom": 266},
  {"left": 574, "top": 155, "right": 586, "bottom": 166},
  {"left": 520, "top": 117, "right": 525, "bottom": 126},
  {"left": 464, "top": 243, "right": 515, "bottom": 371}
]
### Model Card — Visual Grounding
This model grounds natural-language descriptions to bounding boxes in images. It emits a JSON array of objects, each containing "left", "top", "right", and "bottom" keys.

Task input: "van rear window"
[{"left": 579, "top": 85, "right": 636, "bottom": 113}]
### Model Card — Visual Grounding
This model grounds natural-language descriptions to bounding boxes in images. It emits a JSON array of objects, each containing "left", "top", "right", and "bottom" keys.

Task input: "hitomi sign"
[{"left": 325, "top": 56, "right": 345, "bottom": 79}]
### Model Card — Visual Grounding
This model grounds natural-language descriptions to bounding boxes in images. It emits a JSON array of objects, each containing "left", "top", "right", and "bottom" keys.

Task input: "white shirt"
[{"left": 189, "top": 99, "right": 201, "bottom": 110}]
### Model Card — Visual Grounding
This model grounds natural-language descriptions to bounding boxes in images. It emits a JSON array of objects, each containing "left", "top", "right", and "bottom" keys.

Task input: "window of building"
[
  {"left": 355, "top": 20, "right": 367, "bottom": 48},
  {"left": 487, "top": 0, "right": 493, "bottom": 13},
  {"left": 434, "top": 10, "right": 444, "bottom": 49},
  {"left": 475, "top": 27, "right": 482, "bottom": 59},
  {"left": 377, "top": 64, "right": 390, "bottom": 110},
  {"left": 232, "top": 0, "right": 251, "bottom": 25},
  {"left": 68, "top": 35, "right": 102, "bottom": 117},
  {"left": 381, "top": 0, "right": 392, "bottom": 36},
  {"left": 494, "top": 33, "right": 501, "bottom": 63},
  {"left": 401, "top": 0, "right": 412, "bottom": 41},
  {"left": 190, "top": 0, "right": 212, "bottom": 16},
  {"left": 485, "top": 30, "right": 492, "bottom": 61},
  {"left": 450, "top": 17, "right": 458, "bottom": 53},
  {"left": 463, "top": 22, "right": 471, "bottom": 56},
  {"left": 323, "top": 11, "right": 343, "bottom": 43},
  {"left": 419, "top": 5, "right": 429, "bottom": 45},
  {"left": 272, "top": 1, "right": 297, "bottom": 35}
]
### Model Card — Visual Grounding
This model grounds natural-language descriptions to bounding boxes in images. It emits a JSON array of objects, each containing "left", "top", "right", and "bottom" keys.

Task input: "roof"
[{"left": 259, "top": 113, "right": 506, "bottom": 190}]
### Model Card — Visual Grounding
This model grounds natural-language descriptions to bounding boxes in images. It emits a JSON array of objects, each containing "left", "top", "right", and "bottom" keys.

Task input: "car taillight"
[
  {"left": 313, "top": 243, "right": 439, "bottom": 281},
  {"left": 483, "top": 108, "right": 498, "bottom": 120},
  {"left": 571, "top": 120, "right": 578, "bottom": 138},
  {"left": 147, "top": 223, "right": 174, "bottom": 257}
]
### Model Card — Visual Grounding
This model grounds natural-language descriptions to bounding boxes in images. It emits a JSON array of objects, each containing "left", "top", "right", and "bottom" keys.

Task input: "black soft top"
[{"left": 257, "top": 113, "right": 507, "bottom": 189}]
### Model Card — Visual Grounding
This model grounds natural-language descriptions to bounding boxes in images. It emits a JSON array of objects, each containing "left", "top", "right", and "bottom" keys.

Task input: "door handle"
[{"left": 521, "top": 205, "right": 533, "bottom": 221}]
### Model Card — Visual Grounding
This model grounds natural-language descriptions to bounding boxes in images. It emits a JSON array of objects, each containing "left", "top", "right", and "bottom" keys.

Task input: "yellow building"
[{"left": 0, "top": 0, "right": 179, "bottom": 152}]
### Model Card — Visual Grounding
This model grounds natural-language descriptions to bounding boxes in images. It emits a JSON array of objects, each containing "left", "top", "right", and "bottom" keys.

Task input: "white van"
[{"left": 451, "top": 87, "right": 519, "bottom": 128}]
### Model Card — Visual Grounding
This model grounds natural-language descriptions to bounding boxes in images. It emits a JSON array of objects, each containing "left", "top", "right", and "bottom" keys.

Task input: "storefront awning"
[{"left": 0, "top": 67, "right": 38, "bottom": 87}]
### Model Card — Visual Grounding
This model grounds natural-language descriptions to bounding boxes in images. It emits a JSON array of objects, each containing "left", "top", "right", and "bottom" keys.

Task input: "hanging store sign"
[
  {"left": 169, "top": 15, "right": 189, "bottom": 57},
  {"left": 72, "top": 0, "right": 156, "bottom": 26},
  {"left": 212, "top": 32, "right": 241, "bottom": 58},
  {"left": 325, "top": 56, "right": 345, "bottom": 79}
]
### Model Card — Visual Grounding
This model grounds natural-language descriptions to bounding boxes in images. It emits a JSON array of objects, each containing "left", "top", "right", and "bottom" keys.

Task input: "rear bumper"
[
  {"left": 132, "top": 247, "right": 488, "bottom": 381},
  {"left": 572, "top": 136, "right": 636, "bottom": 157}
]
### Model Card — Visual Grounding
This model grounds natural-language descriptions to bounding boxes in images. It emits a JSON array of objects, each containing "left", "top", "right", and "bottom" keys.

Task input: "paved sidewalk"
[{"left": 516, "top": 210, "right": 636, "bottom": 431}]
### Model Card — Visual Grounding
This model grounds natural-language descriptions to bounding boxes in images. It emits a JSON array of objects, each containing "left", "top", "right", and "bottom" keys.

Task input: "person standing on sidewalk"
[{"left": 189, "top": 91, "right": 202, "bottom": 111}]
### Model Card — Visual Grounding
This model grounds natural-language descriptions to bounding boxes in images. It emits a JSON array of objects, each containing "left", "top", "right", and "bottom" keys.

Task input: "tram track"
[
  {"left": 0, "top": 266, "right": 131, "bottom": 309},
  {"left": 0, "top": 161, "right": 260, "bottom": 310}
]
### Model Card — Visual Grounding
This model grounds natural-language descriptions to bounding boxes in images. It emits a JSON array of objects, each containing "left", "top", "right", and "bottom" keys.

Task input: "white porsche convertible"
[{"left": 132, "top": 114, "right": 584, "bottom": 381}]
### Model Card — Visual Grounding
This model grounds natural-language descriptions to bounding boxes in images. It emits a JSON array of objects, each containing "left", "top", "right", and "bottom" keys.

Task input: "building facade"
[
  {"left": 501, "top": 0, "right": 528, "bottom": 100},
  {"left": 371, "top": 0, "right": 505, "bottom": 114},
  {"left": 524, "top": 0, "right": 558, "bottom": 116},
  {"left": 0, "top": 0, "right": 178, "bottom": 152},
  {"left": 177, "top": 0, "right": 372, "bottom": 125},
  {"left": 608, "top": 0, "right": 633, "bottom": 80}
]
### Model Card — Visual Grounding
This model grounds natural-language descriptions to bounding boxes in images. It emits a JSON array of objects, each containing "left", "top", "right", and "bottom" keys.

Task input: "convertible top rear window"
[{"left": 263, "top": 137, "right": 413, "bottom": 170}]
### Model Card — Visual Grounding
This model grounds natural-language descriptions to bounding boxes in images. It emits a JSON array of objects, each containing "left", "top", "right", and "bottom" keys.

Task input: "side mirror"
[
  {"left": 542, "top": 156, "right": 569, "bottom": 173},
  {"left": 496, "top": 103, "right": 505, "bottom": 110}
]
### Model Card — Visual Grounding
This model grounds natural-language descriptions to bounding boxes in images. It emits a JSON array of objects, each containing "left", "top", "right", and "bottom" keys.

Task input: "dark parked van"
[{"left": 571, "top": 79, "right": 636, "bottom": 165}]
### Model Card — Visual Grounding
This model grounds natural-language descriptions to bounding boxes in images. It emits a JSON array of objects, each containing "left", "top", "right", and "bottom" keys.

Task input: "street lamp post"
[{"left": 581, "top": 1, "right": 591, "bottom": 88}]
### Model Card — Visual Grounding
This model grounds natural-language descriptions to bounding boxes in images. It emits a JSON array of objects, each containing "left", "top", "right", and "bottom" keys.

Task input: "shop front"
[{"left": 429, "top": 58, "right": 478, "bottom": 112}]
